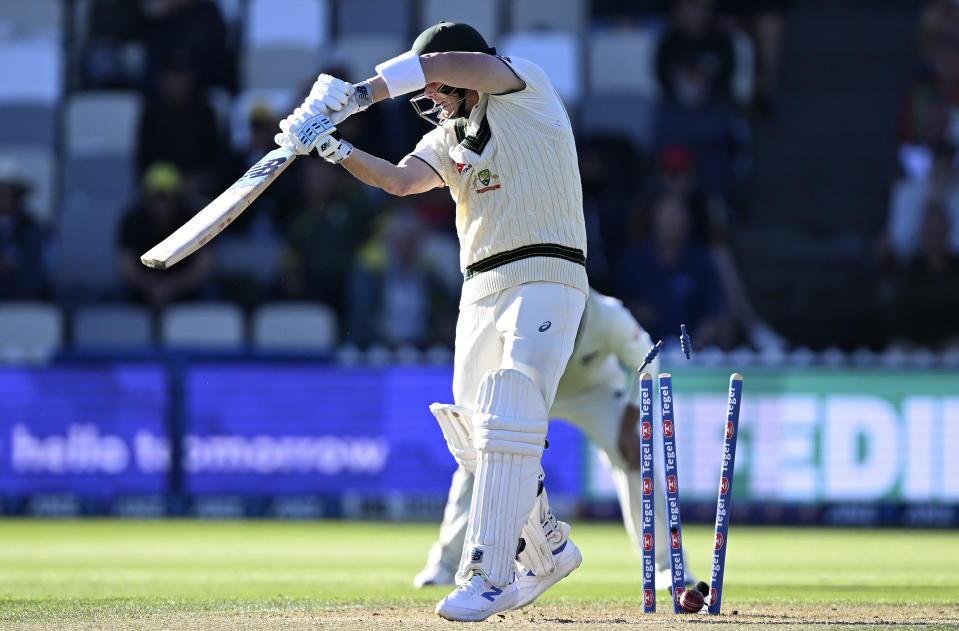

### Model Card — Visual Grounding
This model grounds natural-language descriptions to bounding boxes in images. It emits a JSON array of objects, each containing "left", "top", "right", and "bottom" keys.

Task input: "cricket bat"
[{"left": 140, "top": 148, "right": 296, "bottom": 269}]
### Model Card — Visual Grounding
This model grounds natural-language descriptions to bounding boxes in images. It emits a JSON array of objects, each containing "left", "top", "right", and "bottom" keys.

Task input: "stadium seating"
[
  {"left": 0, "top": 38, "right": 62, "bottom": 105},
  {"left": 54, "top": 190, "right": 126, "bottom": 301},
  {"left": 0, "top": 0, "right": 62, "bottom": 38},
  {"left": 418, "top": 0, "right": 499, "bottom": 39},
  {"left": 0, "top": 301, "right": 63, "bottom": 363},
  {"left": 251, "top": 302, "right": 338, "bottom": 352},
  {"left": 336, "top": 0, "right": 410, "bottom": 36},
  {"left": 580, "top": 92, "right": 657, "bottom": 152},
  {"left": 242, "top": 46, "right": 325, "bottom": 91},
  {"left": 72, "top": 304, "right": 153, "bottom": 350},
  {"left": 0, "top": 145, "right": 56, "bottom": 225},
  {"left": 499, "top": 30, "right": 583, "bottom": 106},
  {"left": 588, "top": 27, "right": 661, "bottom": 100},
  {"left": 64, "top": 91, "right": 142, "bottom": 158},
  {"left": 246, "top": 0, "right": 328, "bottom": 50},
  {"left": 333, "top": 35, "right": 405, "bottom": 82},
  {"left": 509, "top": 0, "right": 587, "bottom": 33},
  {"left": 161, "top": 302, "right": 246, "bottom": 349},
  {"left": 0, "top": 103, "right": 58, "bottom": 146}
]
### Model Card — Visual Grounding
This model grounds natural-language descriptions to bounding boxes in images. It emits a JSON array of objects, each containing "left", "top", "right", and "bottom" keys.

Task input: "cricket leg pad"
[{"left": 457, "top": 369, "right": 548, "bottom": 588}]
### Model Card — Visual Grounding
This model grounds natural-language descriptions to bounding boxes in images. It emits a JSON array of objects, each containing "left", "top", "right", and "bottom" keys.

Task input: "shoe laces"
[{"left": 454, "top": 571, "right": 492, "bottom": 597}]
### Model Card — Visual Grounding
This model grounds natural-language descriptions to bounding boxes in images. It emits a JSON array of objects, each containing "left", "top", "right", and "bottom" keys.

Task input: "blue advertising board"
[
  {"left": 0, "top": 364, "right": 168, "bottom": 496},
  {"left": 181, "top": 364, "right": 584, "bottom": 498}
]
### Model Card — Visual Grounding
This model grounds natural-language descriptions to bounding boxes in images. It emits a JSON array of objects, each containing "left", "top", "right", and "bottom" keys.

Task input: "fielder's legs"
[
  {"left": 550, "top": 381, "right": 695, "bottom": 588},
  {"left": 413, "top": 466, "right": 471, "bottom": 587}
]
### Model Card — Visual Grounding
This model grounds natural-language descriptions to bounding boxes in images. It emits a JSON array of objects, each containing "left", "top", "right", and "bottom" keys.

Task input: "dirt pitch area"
[{"left": 5, "top": 603, "right": 959, "bottom": 631}]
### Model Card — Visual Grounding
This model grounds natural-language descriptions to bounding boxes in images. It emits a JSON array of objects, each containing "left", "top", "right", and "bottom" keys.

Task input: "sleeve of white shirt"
[
  {"left": 408, "top": 126, "right": 451, "bottom": 186},
  {"left": 488, "top": 56, "right": 572, "bottom": 132}
]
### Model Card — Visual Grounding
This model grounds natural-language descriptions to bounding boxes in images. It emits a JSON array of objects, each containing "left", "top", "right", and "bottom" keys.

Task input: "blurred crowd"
[
  {"left": 874, "top": 0, "right": 959, "bottom": 351},
  {"left": 1, "top": 0, "right": 956, "bottom": 355}
]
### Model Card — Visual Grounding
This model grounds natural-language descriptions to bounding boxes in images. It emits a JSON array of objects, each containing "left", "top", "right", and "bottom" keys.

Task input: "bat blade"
[{"left": 140, "top": 148, "right": 296, "bottom": 269}]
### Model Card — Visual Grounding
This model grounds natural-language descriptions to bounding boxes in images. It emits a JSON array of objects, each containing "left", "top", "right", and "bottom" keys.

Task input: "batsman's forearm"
[
  {"left": 340, "top": 147, "right": 411, "bottom": 196},
  {"left": 364, "top": 76, "right": 389, "bottom": 104}
]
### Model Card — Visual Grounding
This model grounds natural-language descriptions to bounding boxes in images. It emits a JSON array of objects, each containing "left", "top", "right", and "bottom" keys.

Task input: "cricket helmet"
[
  {"left": 410, "top": 22, "right": 496, "bottom": 126},
  {"left": 411, "top": 21, "right": 496, "bottom": 56}
]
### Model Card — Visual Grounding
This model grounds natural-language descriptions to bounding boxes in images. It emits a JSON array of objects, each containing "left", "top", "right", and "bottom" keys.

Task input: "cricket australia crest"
[{"left": 473, "top": 168, "right": 501, "bottom": 194}]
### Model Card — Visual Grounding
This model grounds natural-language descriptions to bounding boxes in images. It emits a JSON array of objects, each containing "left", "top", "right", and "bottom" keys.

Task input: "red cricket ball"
[{"left": 679, "top": 588, "right": 705, "bottom": 613}]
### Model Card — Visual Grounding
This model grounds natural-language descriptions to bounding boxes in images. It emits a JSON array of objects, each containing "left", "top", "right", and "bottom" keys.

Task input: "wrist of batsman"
[{"left": 311, "top": 133, "right": 353, "bottom": 164}]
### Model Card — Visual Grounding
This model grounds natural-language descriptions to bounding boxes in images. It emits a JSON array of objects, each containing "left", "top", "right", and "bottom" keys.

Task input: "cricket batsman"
[
  {"left": 274, "top": 22, "right": 589, "bottom": 621},
  {"left": 414, "top": 289, "right": 696, "bottom": 593}
]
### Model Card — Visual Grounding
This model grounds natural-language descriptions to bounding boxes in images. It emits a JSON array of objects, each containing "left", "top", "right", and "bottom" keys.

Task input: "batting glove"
[
  {"left": 275, "top": 104, "right": 334, "bottom": 154},
  {"left": 303, "top": 74, "right": 372, "bottom": 125}
]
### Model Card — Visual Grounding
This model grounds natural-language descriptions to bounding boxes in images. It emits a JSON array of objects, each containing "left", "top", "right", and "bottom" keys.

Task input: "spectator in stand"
[
  {"left": 614, "top": 193, "right": 725, "bottom": 348},
  {"left": 918, "top": 0, "right": 959, "bottom": 70},
  {"left": 654, "top": 0, "right": 751, "bottom": 196},
  {"left": 79, "top": 0, "right": 144, "bottom": 88},
  {"left": 279, "top": 160, "right": 382, "bottom": 315},
  {"left": 887, "top": 202, "right": 959, "bottom": 349},
  {"left": 79, "top": 0, "right": 234, "bottom": 92},
  {"left": 140, "top": 0, "right": 234, "bottom": 93},
  {"left": 346, "top": 208, "right": 456, "bottom": 349},
  {"left": 0, "top": 159, "right": 49, "bottom": 300},
  {"left": 578, "top": 135, "right": 643, "bottom": 294},
  {"left": 137, "top": 48, "right": 223, "bottom": 200},
  {"left": 590, "top": 0, "right": 669, "bottom": 27},
  {"left": 898, "top": 32, "right": 959, "bottom": 179},
  {"left": 632, "top": 145, "right": 785, "bottom": 350},
  {"left": 717, "top": 0, "right": 790, "bottom": 116},
  {"left": 117, "top": 162, "right": 215, "bottom": 310},
  {"left": 882, "top": 140, "right": 959, "bottom": 265}
]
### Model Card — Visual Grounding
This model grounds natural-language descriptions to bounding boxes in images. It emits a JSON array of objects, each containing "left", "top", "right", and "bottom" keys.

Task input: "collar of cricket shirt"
[{"left": 449, "top": 94, "right": 492, "bottom": 166}]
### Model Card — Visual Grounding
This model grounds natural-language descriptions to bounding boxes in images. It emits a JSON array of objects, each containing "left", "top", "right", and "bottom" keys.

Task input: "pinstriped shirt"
[{"left": 409, "top": 56, "right": 589, "bottom": 305}]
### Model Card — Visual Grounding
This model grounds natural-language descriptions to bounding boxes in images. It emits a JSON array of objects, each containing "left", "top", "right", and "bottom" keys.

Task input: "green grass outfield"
[{"left": 0, "top": 520, "right": 957, "bottom": 630}]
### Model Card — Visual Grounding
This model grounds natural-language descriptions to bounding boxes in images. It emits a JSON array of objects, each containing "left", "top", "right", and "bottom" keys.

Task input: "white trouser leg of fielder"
[
  {"left": 550, "top": 379, "right": 695, "bottom": 589},
  {"left": 435, "top": 282, "right": 584, "bottom": 622},
  {"left": 413, "top": 466, "right": 471, "bottom": 587}
]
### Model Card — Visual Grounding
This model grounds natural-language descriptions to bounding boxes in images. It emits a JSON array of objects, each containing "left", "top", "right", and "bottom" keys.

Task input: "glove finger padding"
[
  {"left": 277, "top": 111, "right": 336, "bottom": 156},
  {"left": 311, "top": 76, "right": 352, "bottom": 105}
]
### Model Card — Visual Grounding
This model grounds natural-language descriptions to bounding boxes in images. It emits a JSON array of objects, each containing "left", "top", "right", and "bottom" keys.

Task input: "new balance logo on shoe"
[{"left": 481, "top": 585, "right": 502, "bottom": 602}]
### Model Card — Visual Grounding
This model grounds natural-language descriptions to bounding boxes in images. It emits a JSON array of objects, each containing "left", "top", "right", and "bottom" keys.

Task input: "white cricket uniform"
[
  {"left": 422, "top": 290, "right": 672, "bottom": 573},
  {"left": 408, "top": 55, "right": 588, "bottom": 414},
  {"left": 409, "top": 55, "right": 588, "bottom": 587}
]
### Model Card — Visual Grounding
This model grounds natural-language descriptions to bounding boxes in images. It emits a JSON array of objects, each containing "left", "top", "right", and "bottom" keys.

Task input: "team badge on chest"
[{"left": 472, "top": 168, "right": 501, "bottom": 194}]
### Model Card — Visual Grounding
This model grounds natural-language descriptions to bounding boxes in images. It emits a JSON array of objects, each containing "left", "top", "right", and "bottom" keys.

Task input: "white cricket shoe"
[
  {"left": 511, "top": 539, "right": 583, "bottom": 610},
  {"left": 413, "top": 562, "right": 456, "bottom": 588},
  {"left": 434, "top": 571, "right": 519, "bottom": 621}
]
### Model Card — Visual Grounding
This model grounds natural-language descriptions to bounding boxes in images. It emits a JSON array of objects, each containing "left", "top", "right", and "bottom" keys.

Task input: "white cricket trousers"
[{"left": 452, "top": 281, "right": 586, "bottom": 411}]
